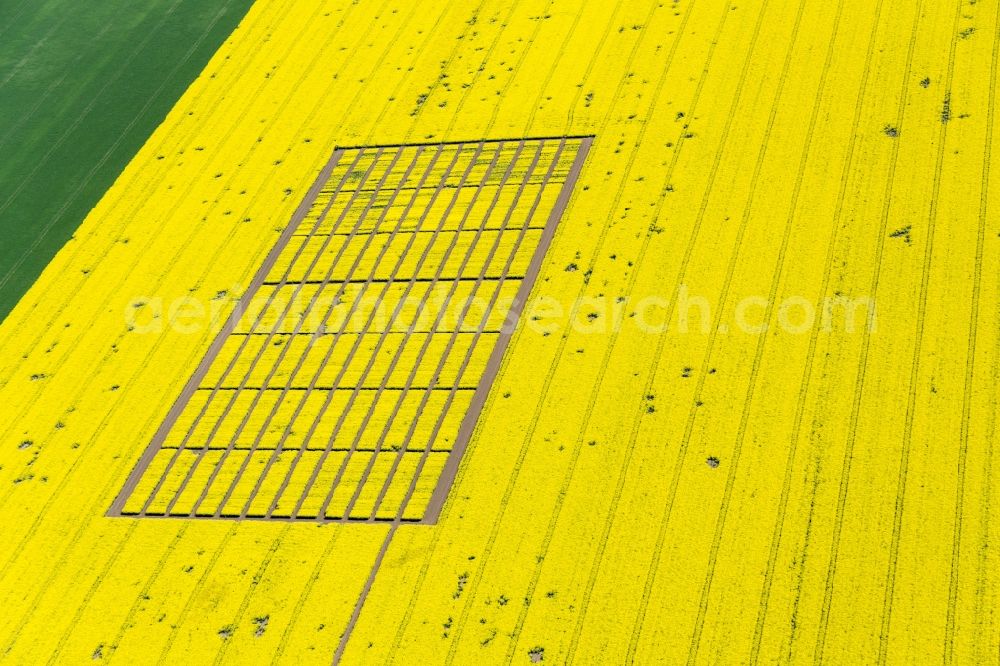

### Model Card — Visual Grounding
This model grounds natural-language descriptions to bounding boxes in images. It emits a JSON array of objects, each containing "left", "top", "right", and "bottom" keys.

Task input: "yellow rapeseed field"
[{"left": 0, "top": 0, "right": 998, "bottom": 663}]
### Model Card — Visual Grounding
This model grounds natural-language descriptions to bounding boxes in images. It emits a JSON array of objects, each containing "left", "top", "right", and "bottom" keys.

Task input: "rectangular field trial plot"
[{"left": 110, "top": 135, "right": 592, "bottom": 524}]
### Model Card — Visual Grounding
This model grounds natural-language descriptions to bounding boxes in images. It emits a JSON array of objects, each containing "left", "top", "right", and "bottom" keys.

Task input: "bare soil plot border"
[{"left": 108, "top": 134, "right": 592, "bottom": 525}]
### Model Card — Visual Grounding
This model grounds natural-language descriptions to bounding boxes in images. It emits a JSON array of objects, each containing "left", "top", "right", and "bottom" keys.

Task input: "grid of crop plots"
[{"left": 111, "top": 135, "right": 591, "bottom": 524}]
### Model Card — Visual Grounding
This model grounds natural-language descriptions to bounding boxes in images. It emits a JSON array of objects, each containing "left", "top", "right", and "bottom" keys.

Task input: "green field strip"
[{"left": 0, "top": 0, "right": 255, "bottom": 323}]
